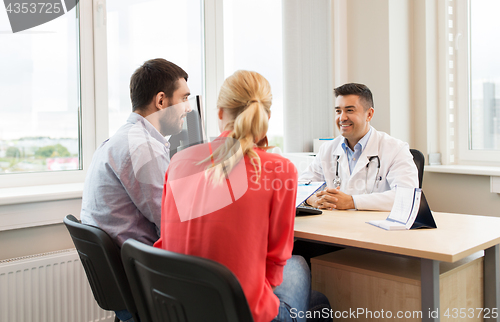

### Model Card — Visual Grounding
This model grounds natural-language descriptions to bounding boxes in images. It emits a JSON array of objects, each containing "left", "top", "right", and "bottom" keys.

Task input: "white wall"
[
  {"left": 423, "top": 172, "right": 500, "bottom": 217},
  {"left": 0, "top": 198, "right": 80, "bottom": 260},
  {"left": 342, "top": 0, "right": 412, "bottom": 143},
  {"left": 388, "top": 0, "right": 412, "bottom": 142},
  {"left": 0, "top": 221, "right": 74, "bottom": 260},
  {"left": 344, "top": 0, "right": 391, "bottom": 135}
]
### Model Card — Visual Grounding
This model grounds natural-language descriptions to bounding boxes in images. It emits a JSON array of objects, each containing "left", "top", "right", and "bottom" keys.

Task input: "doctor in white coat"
[{"left": 300, "top": 83, "right": 418, "bottom": 211}]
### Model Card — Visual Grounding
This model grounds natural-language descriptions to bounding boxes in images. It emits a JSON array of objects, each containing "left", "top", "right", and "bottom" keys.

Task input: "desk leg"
[
  {"left": 421, "top": 259, "right": 440, "bottom": 322},
  {"left": 484, "top": 244, "right": 500, "bottom": 322}
]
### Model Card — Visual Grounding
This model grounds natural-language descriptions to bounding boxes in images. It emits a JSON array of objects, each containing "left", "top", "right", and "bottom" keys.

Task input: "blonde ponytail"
[{"left": 204, "top": 70, "right": 272, "bottom": 185}]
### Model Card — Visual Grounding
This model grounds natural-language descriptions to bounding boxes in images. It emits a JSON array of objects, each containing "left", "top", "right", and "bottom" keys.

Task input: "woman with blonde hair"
[{"left": 155, "top": 70, "right": 330, "bottom": 322}]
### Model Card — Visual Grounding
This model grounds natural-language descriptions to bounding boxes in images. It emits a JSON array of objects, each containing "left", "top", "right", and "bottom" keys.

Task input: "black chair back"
[
  {"left": 410, "top": 149, "right": 425, "bottom": 188},
  {"left": 121, "top": 239, "right": 254, "bottom": 322},
  {"left": 63, "top": 215, "right": 139, "bottom": 322}
]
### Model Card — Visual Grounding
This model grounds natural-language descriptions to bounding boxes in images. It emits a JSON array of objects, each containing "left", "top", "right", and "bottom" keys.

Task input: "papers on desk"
[
  {"left": 296, "top": 181, "right": 326, "bottom": 207},
  {"left": 368, "top": 186, "right": 437, "bottom": 230}
]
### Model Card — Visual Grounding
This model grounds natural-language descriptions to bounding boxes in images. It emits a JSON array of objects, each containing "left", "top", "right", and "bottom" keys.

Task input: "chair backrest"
[
  {"left": 63, "top": 215, "right": 139, "bottom": 321},
  {"left": 410, "top": 149, "right": 425, "bottom": 188},
  {"left": 121, "top": 239, "right": 254, "bottom": 322}
]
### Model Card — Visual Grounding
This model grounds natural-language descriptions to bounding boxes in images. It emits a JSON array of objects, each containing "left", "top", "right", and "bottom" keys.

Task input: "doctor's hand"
[
  {"left": 307, "top": 187, "right": 355, "bottom": 210},
  {"left": 325, "top": 187, "right": 355, "bottom": 210}
]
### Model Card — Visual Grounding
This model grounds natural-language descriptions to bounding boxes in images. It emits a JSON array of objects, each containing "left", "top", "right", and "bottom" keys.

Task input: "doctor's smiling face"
[{"left": 335, "top": 94, "right": 374, "bottom": 149}]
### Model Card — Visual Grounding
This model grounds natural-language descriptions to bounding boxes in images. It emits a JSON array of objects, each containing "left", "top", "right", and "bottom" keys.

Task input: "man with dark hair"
[
  {"left": 81, "top": 58, "right": 190, "bottom": 248},
  {"left": 300, "top": 82, "right": 418, "bottom": 211},
  {"left": 80, "top": 59, "right": 190, "bottom": 321}
]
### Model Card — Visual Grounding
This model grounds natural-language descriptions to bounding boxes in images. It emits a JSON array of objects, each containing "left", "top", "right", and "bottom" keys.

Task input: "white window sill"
[
  {"left": 425, "top": 165, "right": 500, "bottom": 176},
  {"left": 0, "top": 183, "right": 84, "bottom": 206}
]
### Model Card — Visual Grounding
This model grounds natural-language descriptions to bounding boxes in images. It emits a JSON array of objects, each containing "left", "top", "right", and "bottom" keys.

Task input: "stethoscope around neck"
[{"left": 333, "top": 155, "right": 381, "bottom": 193}]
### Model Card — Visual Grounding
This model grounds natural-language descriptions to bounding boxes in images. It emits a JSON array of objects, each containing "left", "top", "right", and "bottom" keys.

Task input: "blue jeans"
[
  {"left": 308, "top": 290, "right": 332, "bottom": 322},
  {"left": 272, "top": 256, "right": 332, "bottom": 322},
  {"left": 115, "top": 309, "right": 134, "bottom": 322}
]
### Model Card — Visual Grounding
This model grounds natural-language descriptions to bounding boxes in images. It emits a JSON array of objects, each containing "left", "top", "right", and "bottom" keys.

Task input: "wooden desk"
[{"left": 294, "top": 210, "right": 500, "bottom": 322}]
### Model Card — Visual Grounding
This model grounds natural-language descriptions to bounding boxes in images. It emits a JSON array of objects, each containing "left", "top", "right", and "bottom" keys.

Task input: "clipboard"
[
  {"left": 295, "top": 182, "right": 326, "bottom": 207},
  {"left": 295, "top": 181, "right": 325, "bottom": 216}
]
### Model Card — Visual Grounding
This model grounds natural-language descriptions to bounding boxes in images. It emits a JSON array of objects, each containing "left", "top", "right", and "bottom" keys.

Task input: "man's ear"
[
  {"left": 155, "top": 92, "right": 168, "bottom": 110},
  {"left": 366, "top": 107, "right": 374, "bottom": 121},
  {"left": 218, "top": 108, "right": 224, "bottom": 120}
]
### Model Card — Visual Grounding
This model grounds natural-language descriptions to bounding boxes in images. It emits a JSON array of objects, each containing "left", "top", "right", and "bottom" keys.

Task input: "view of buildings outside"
[
  {"left": 0, "top": 8, "right": 80, "bottom": 174},
  {"left": 470, "top": 0, "right": 500, "bottom": 150}
]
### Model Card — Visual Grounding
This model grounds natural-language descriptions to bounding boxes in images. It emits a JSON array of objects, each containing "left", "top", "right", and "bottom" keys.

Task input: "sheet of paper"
[
  {"left": 388, "top": 186, "right": 415, "bottom": 224},
  {"left": 368, "top": 220, "right": 407, "bottom": 230},
  {"left": 296, "top": 182, "right": 325, "bottom": 207}
]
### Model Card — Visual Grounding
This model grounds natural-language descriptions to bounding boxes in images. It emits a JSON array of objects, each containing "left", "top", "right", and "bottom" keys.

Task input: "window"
[
  {"left": 469, "top": 0, "right": 500, "bottom": 151},
  {"left": 103, "top": 0, "right": 205, "bottom": 138},
  {"left": 0, "top": 7, "right": 81, "bottom": 175},
  {"left": 223, "top": 0, "right": 283, "bottom": 150},
  {"left": 454, "top": 0, "right": 500, "bottom": 164}
]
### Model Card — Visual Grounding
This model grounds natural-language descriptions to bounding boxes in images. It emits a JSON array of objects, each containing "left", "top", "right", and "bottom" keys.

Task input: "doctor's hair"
[
  {"left": 129, "top": 58, "right": 188, "bottom": 112},
  {"left": 334, "top": 83, "right": 374, "bottom": 110},
  {"left": 204, "top": 70, "right": 272, "bottom": 184}
]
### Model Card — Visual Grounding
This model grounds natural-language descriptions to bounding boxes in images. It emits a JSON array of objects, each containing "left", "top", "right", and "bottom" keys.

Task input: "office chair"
[
  {"left": 410, "top": 149, "right": 425, "bottom": 188},
  {"left": 121, "top": 239, "right": 254, "bottom": 322},
  {"left": 63, "top": 215, "right": 140, "bottom": 322}
]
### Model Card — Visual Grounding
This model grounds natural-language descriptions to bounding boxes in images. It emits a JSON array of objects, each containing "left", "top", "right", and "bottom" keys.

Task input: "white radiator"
[{"left": 0, "top": 249, "right": 114, "bottom": 322}]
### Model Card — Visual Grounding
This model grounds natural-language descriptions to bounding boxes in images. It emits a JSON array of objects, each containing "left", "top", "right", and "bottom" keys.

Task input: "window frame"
[
  {"left": 203, "top": 0, "right": 225, "bottom": 139},
  {"left": 455, "top": 0, "right": 500, "bottom": 165}
]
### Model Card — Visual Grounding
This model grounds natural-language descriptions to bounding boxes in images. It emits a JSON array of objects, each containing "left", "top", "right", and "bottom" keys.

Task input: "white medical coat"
[{"left": 299, "top": 127, "right": 419, "bottom": 211}]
